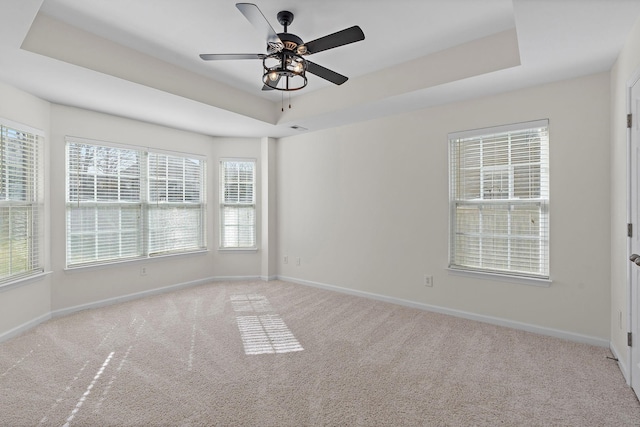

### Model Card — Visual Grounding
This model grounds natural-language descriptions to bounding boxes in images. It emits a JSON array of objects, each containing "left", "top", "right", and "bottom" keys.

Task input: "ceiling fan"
[{"left": 199, "top": 3, "right": 365, "bottom": 92}]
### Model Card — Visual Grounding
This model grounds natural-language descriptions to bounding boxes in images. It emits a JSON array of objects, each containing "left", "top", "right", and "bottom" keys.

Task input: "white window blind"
[
  {"left": 449, "top": 120, "right": 549, "bottom": 279},
  {"left": 220, "top": 160, "right": 256, "bottom": 249},
  {"left": 66, "top": 142, "right": 143, "bottom": 266},
  {"left": 148, "top": 152, "right": 206, "bottom": 255},
  {"left": 66, "top": 139, "right": 206, "bottom": 268},
  {"left": 0, "top": 123, "right": 44, "bottom": 284}
]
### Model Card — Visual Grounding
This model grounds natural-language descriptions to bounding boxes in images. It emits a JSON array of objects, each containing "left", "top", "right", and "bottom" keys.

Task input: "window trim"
[
  {"left": 0, "top": 271, "right": 53, "bottom": 293},
  {"left": 219, "top": 158, "right": 257, "bottom": 250},
  {"left": 447, "top": 267, "right": 552, "bottom": 287},
  {"left": 448, "top": 119, "right": 550, "bottom": 281}
]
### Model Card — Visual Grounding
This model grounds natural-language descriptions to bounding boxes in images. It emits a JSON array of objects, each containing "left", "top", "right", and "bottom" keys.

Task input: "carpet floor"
[{"left": 0, "top": 280, "right": 638, "bottom": 426}]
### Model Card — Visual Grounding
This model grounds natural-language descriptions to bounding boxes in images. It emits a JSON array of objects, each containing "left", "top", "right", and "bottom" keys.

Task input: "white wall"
[
  {"left": 0, "top": 82, "right": 52, "bottom": 338},
  {"left": 610, "top": 14, "right": 640, "bottom": 373},
  {"left": 277, "top": 72, "right": 611, "bottom": 342}
]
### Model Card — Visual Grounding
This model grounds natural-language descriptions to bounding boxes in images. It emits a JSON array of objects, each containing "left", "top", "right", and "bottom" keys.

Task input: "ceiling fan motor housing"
[{"left": 277, "top": 33, "right": 304, "bottom": 52}]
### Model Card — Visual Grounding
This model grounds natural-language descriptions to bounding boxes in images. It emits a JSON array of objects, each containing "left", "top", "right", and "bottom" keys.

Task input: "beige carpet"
[{"left": 0, "top": 280, "right": 638, "bottom": 426}]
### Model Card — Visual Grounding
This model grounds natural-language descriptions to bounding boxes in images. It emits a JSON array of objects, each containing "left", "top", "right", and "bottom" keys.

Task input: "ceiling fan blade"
[
  {"left": 200, "top": 53, "right": 265, "bottom": 60},
  {"left": 306, "top": 61, "right": 348, "bottom": 85},
  {"left": 236, "top": 3, "right": 283, "bottom": 51},
  {"left": 302, "top": 26, "right": 365, "bottom": 55}
]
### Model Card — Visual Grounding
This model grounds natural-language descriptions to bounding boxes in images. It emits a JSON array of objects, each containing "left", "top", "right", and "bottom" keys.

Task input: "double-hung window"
[
  {"left": 0, "top": 121, "right": 44, "bottom": 285},
  {"left": 66, "top": 138, "right": 206, "bottom": 268},
  {"left": 220, "top": 159, "right": 256, "bottom": 249},
  {"left": 448, "top": 120, "right": 549, "bottom": 279},
  {"left": 148, "top": 152, "right": 206, "bottom": 255}
]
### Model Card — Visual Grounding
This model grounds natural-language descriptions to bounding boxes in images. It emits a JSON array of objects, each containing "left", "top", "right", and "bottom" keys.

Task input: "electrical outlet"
[
  {"left": 284, "top": 255, "right": 288, "bottom": 264},
  {"left": 424, "top": 274, "right": 433, "bottom": 287},
  {"left": 296, "top": 257, "right": 301, "bottom": 266},
  {"left": 140, "top": 266, "right": 147, "bottom": 276}
]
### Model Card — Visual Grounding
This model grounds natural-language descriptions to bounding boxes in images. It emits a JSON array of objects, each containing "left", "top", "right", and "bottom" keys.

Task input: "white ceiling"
[{"left": 1, "top": 0, "right": 639, "bottom": 138}]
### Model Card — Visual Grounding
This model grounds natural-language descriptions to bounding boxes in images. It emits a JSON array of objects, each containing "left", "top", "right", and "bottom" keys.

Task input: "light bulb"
[{"left": 268, "top": 71, "right": 279, "bottom": 81}]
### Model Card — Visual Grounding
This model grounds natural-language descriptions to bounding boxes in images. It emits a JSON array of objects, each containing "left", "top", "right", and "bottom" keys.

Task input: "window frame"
[
  {"left": 448, "top": 119, "right": 550, "bottom": 282},
  {"left": 0, "top": 119, "right": 45, "bottom": 287},
  {"left": 65, "top": 137, "right": 207, "bottom": 269},
  {"left": 219, "top": 158, "right": 257, "bottom": 250}
]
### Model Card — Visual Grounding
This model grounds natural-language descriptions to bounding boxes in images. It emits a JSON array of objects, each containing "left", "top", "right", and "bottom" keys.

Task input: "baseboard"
[
  {"left": 610, "top": 341, "right": 631, "bottom": 384},
  {"left": 278, "top": 275, "right": 610, "bottom": 348},
  {"left": 211, "top": 275, "right": 263, "bottom": 282},
  {"left": 3, "top": 274, "right": 611, "bottom": 350},
  {"left": 51, "top": 275, "right": 242, "bottom": 319},
  {"left": 0, "top": 312, "right": 52, "bottom": 344}
]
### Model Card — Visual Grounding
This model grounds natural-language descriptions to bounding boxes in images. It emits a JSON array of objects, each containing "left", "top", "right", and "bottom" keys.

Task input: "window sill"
[
  {"left": 65, "top": 249, "right": 209, "bottom": 272},
  {"left": 0, "top": 271, "right": 53, "bottom": 293},
  {"left": 218, "top": 248, "right": 258, "bottom": 253},
  {"left": 447, "top": 267, "right": 551, "bottom": 287}
]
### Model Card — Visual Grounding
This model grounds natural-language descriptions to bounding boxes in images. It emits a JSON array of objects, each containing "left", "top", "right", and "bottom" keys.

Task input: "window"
[
  {"left": 148, "top": 152, "right": 207, "bottom": 255},
  {"left": 0, "top": 122, "right": 44, "bottom": 285},
  {"left": 66, "top": 138, "right": 206, "bottom": 268},
  {"left": 220, "top": 159, "right": 256, "bottom": 249},
  {"left": 449, "top": 120, "right": 549, "bottom": 279}
]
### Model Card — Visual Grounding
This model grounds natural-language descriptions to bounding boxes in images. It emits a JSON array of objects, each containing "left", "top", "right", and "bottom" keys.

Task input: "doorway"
[{"left": 628, "top": 75, "right": 640, "bottom": 400}]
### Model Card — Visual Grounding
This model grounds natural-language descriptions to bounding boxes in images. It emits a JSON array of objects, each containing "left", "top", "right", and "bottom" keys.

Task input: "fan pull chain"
[{"left": 281, "top": 92, "right": 293, "bottom": 111}]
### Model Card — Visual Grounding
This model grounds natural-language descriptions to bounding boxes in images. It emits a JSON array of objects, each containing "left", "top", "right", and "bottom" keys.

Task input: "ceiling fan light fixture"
[
  {"left": 262, "top": 51, "right": 308, "bottom": 91},
  {"left": 200, "top": 5, "right": 364, "bottom": 92}
]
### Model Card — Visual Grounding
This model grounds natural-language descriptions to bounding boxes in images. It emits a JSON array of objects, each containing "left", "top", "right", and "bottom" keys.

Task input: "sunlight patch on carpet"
[
  {"left": 39, "top": 359, "right": 91, "bottom": 425},
  {"left": 188, "top": 301, "right": 200, "bottom": 371},
  {"left": 230, "top": 294, "right": 273, "bottom": 312},
  {"left": 1, "top": 347, "right": 35, "bottom": 378},
  {"left": 231, "top": 294, "right": 303, "bottom": 355},
  {"left": 62, "top": 352, "right": 114, "bottom": 427},
  {"left": 236, "top": 315, "right": 304, "bottom": 355}
]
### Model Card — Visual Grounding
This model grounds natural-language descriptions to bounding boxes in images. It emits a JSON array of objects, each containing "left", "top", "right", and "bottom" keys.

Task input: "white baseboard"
[
  {"left": 51, "top": 275, "right": 237, "bottom": 319},
  {"left": 610, "top": 341, "right": 631, "bottom": 384},
  {"left": 2, "top": 274, "right": 611, "bottom": 351},
  {"left": 210, "top": 275, "right": 263, "bottom": 282},
  {"left": 0, "top": 313, "right": 52, "bottom": 344},
  {"left": 278, "top": 275, "right": 610, "bottom": 348}
]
